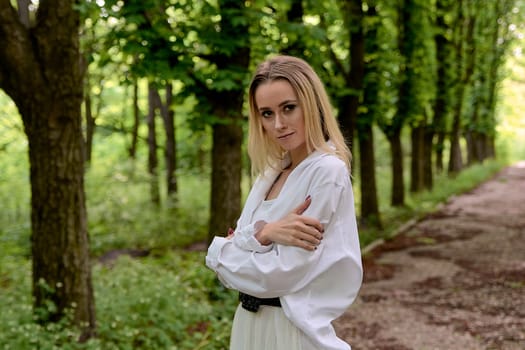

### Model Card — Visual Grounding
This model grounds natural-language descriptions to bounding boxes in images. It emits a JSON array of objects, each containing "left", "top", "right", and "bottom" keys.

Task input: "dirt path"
[{"left": 335, "top": 162, "right": 525, "bottom": 350}]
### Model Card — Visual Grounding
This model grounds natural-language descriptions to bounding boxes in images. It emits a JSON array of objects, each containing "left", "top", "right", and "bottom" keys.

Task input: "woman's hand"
[{"left": 255, "top": 196, "right": 324, "bottom": 251}]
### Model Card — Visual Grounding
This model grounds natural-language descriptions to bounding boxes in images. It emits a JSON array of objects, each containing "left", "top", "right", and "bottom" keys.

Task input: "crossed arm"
[{"left": 227, "top": 196, "right": 324, "bottom": 251}]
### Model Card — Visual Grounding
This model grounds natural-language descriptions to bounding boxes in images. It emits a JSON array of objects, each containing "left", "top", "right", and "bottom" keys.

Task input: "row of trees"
[
  {"left": 82, "top": 0, "right": 522, "bottom": 228},
  {"left": 0, "top": 0, "right": 522, "bottom": 341}
]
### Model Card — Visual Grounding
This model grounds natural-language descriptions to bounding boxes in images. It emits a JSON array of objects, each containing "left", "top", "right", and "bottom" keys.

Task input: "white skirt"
[{"left": 229, "top": 304, "right": 316, "bottom": 350}]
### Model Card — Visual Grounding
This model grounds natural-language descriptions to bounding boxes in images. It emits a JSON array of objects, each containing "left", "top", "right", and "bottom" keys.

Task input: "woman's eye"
[
  {"left": 283, "top": 104, "right": 296, "bottom": 112},
  {"left": 261, "top": 110, "right": 273, "bottom": 118}
]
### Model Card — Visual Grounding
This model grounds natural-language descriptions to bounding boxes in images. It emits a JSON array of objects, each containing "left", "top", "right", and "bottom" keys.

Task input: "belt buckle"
[{"left": 239, "top": 292, "right": 261, "bottom": 312}]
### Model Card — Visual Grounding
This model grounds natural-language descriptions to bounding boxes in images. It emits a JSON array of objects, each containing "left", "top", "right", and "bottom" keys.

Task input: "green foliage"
[
  {"left": 85, "top": 133, "right": 210, "bottom": 256},
  {"left": 0, "top": 92, "right": 30, "bottom": 257},
  {"left": 0, "top": 252, "right": 237, "bottom": 350}
]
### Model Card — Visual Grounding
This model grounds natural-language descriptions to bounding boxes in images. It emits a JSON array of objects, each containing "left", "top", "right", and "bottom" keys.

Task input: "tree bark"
[
  {"left": 209, "top": 114, "right": 243, "bottom": 240},
  {"left": 410, "top": 125, "right": 426, "bottom": 192},
  {"left": 358, "top": 1, "right": 381, "bottom": 228},
  {"left": 207, "top": 0, "right": 250, "bottom": 241},
  {"left": 159, "top": 83, "right": 177, "bottom": 198},
  {"left": 435, "top": 131, "right": 446, "bottom": 172},
  {"left": 84, "top": 84, "right": 95, "bottom": 164},
  {"left": 340, "top": 0, "right": 365, "bottom": 155},
  {"left": 388, "top": 131, "right": 405, "bottom": 206},
  {"left": 147, "top": 82, "right": 160, "bottom": 205},
  {"left": 449, "top": 0, "right": 475, "bottom": 174},
  {"left": 433, "top": 0, "right": 454, "bottom": 174},
  {"left": 0, "top": 0, "right": 95, "bottom": 340},
  {"left": 465, "top": 102, "right": 482, "bottom": 165},
  {"left": 281, "top": 0, "right": 306, "bottom": 57},
  {"left": 358, "top": 124, "right": 381, "bottom": 227},
  {"left": 129, "top": 79, "right": 140, "bottom": 159},
  {"left": 17, "top": 0, "right": 30, "bottom": 27},
  {"left": 337, "top": 94, "right": 354, "bottom": 151},
  {"left": 448, "top": 109, "right": 464, "bottom": 173},
  {"left": 383, "top": 0, "right": 415, "bottom": 206},
  {"left": 423, "top": 125, "right": 433, "bottom": 189}
]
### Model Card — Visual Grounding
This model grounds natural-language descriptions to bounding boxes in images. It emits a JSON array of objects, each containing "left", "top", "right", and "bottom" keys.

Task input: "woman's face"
[{"left": 255, "top": 79, "right": 307, "bottom": 160}]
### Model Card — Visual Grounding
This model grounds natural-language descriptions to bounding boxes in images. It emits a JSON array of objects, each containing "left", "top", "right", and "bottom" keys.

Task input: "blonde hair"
[{"left": 247, "top": 55, "right": 351, "bottom": 177}]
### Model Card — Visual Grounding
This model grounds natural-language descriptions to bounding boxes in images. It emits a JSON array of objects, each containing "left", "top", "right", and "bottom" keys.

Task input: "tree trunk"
[
  {"left": 380, "top": 0, "right": 416, "bottom": 206},
  {"left": 84, "top": 86, "right": 95, "bottom": 164},
  {"left": 0, "top": 0, "right": 96, "bottom": 340},
  {"left": 207, "top": 0, "right": 250, "bottom": 241},
  {"left": 28, "top": 100, "right": 96, "bottom": 339},
  {"left": 448, "top": 109, "right": 464, "bottom": 174},
  {"left": 358, "top": 124, "right": 381, "bottom": 228},
  {"left": 129, "top": 79, "right": 140, "bottom": 159},
  {"left": 466, "top": 71, "right": 483, "bottom": 165},
  {"left": 466, "top": 129, "right": 477, "bottom": 165},
  {"left": 340, "top": 0, "right": 364, "bottom": 156},
  {"left": 17, "top": 0, "right": 30, "bottom": 28},
  {"left": 158, "top": 83, "right": 177, "bottom": 198},
  {"left": 209, "top": 113, "right": 243, "bottom": 240},
  {"left": 281, "top": 0, "right": 306, "bottom": 57},
  {"left": 388, "top": 131, "right": 405, "bottom": 206},
  {"left": 483, "top": 0, "right": 511, "bottom": 162},
  {"left": 423, "top": 125, "right": 433, "bottom": 189},
  {"left": 433, "top": 0, "right": 453, "bottom": 174},
  {"left": 449, "top": 0, "right": 475, "bottom": 175},
  {"left": 487, "top": 135, "right": 496, "bottom": 159},
  {"left": 448, "top": 3, "right": 466, "bottom": 174},
  {"left": 337, "top": 94, "right": 355, "bottom": 152},
  {"left": 357, "top": 1, "right": 381, "bottom": 229},
  {"left": 435, "top": 131, "right": 445, "bottom": 173},
  {"left": 147, "top": 82, "right": 160, "bottom": 205},
  {"left": 410, "top": 125, "right": 426, "bottom": 193}
]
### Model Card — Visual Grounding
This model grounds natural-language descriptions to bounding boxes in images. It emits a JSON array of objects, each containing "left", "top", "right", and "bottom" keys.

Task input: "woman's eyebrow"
[
  {"left": 258, "top": 99, "right": 297, "bottom": 111},
  {"left": 278, "top": 99, "right": 297, "bottom": 107}
]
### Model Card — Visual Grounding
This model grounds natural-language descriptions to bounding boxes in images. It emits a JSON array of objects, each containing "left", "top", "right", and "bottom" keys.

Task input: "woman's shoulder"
[
  {"left": 310, "top": 152, "right": 348, "bottom": 171},
  {"left": 304, "top": 152, "right": 350, "bottom": 183}
]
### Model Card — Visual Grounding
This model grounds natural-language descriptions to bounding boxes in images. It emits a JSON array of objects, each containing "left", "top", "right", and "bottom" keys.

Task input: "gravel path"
[{"left": 335, "top": 162, "right": 525, "bottom": 350}]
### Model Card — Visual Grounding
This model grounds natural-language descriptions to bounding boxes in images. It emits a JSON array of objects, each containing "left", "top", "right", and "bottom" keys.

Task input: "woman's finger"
[
  {"left": 293, "top": 196, "right": 311, "bottom": 215},
  {"left": 298, "top": 216, "right": 324, "bottom": 234}
]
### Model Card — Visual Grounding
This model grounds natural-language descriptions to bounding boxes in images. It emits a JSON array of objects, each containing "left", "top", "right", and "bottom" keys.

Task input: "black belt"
[{"left": 239, "top": 292, "right": 281, "bottom": 312}]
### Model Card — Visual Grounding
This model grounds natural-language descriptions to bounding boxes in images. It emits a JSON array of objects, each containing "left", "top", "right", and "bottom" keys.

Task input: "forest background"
[{"left": 0, "top": 0, "right": 524, "bottom": 348}]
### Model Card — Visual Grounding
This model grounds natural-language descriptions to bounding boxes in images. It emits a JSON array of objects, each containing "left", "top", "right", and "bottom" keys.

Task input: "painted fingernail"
[
  {"left": 228, "top": 228, "right": 234, "bottom": 235},
  {"left": 306, "top": 195, "right": 311, "bottom": 201}
]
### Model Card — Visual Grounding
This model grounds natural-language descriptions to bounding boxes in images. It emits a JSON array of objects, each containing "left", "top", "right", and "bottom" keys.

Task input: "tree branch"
[{"left": 0, "top": 1, "right": 36, "bottom": 100}]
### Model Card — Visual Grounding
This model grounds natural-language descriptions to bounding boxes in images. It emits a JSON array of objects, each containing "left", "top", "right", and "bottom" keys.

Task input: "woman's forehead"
[{"left": 255, "top": 80, "right": 298, "bottom": 107}]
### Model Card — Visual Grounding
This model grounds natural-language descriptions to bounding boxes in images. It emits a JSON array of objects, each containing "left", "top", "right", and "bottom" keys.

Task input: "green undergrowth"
[{"left": 0, "top": 252, "right": 237, "bottom": 350}]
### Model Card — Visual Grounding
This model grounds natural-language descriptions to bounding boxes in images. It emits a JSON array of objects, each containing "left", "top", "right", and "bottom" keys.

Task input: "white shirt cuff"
[
  {"left": 205, "top": 236, "right": 229, "bottom": 269},
  {"left": 232, "top": 222, "right": 273, "bottom": 253}
]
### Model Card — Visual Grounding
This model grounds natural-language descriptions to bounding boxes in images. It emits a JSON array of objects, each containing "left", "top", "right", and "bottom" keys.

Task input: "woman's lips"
[{"left": 278, "top": 132, "right": 294, "bottom": 140}]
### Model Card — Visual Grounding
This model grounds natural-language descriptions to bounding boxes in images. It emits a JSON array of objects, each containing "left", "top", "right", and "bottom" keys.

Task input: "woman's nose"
[{"left": 275, "top": 113, "right": 286, "bottom": 129}]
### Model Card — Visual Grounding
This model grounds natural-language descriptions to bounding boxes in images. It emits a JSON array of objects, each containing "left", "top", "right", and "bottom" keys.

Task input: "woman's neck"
[{"left": 288, "top": 146, "right": 309, "bottom": 170}]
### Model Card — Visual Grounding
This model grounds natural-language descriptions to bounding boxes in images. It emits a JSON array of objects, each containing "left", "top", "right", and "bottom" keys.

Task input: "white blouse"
[{"left": 206, "top": 149, "right": 363, "bottom": 350}]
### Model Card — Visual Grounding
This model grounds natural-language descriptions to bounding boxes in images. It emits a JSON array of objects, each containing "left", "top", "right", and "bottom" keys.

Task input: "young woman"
[{"left": 206, "top": 55, "right": 362, "bottom": 350}]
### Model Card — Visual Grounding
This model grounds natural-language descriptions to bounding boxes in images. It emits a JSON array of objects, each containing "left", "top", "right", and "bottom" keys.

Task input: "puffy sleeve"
[
  {"left": 206, "top": 214, "right": 329, "bottom": 297},
  {"left": 231, "top": 221, "right": 274, "bottom": 253},
  {"left": 205, "top": 157, "right": 360, "bottom": 299}
]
